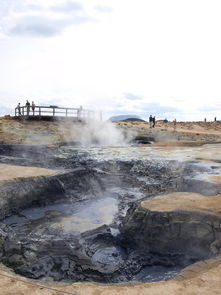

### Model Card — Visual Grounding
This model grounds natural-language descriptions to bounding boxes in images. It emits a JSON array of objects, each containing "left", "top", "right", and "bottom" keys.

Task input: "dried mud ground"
[
  {"left": 0, "top": 164, "right": 57, "bottom": 183},
  {"left": 1, "top": 117, "right": 221, "bottom": 294},
  {"left": 0, "top": 257, "right": 221, "bottom": 295}
]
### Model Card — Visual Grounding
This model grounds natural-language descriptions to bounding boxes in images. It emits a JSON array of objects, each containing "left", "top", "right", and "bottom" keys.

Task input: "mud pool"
[
  {"left": 3, "top": 196, "right": 118, "bottom": 234},
  {"left": 0, "top": 144, "right": 221, "bottom": 283}
]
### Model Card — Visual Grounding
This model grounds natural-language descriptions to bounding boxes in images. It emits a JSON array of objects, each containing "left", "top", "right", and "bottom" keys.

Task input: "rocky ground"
[
  {"left": 0, "top": 116, "right": 221, "bottom": 294},
  {"left": 115, "top": 119, "right": 221, "bottom": 145},
  {"left": 1, "top": 116, "right": 221, "bottom": 145}
]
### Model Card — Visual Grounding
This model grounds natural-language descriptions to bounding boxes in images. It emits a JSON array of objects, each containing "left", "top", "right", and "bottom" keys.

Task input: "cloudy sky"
[{"left": 1, "top": 0, "right": 221, "bottom": 120}]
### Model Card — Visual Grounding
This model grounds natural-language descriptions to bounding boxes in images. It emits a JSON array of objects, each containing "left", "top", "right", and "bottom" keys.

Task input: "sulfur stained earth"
[
  {"left": 0, "top": 164, "right": 57, "bottom": 183},
  {"left": 141, "top": 192, "right": 221, "bottom": 215}
]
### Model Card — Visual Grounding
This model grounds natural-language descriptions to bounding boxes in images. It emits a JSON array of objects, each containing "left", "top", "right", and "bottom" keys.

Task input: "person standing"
[
  {"left": 163, "top": 118, "right": 168, "bottom": 129},
  {"left": 32, "top": 101, "right": 35, "bottom": 115},
  {"left": 173, "top": 118, "right": 177, "bottom": 131},
  {"left": 26, "top": 100, "right": 30, "bottom": 115},
  {"left": 17, "top": 103, "right": 21, "bottom": 116},
  {"left": 149, "top": 115, "right": 153, "bottom": 128},
  {"left": 153, "top": 116, "right": 156, "bottom": 128}
]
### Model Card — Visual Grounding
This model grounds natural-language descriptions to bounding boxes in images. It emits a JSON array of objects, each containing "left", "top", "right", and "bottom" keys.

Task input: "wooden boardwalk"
[{"left": 15, "top": 105, "right": 101, "bottom": 121}]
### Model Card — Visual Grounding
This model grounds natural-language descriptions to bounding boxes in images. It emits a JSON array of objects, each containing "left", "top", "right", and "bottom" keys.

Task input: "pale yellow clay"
[
  {"left": 141, "top": 192, "right": 221, "bottom": 216},
  {"left": 0, "top": 164, "right": 57, "bottom": 183}
]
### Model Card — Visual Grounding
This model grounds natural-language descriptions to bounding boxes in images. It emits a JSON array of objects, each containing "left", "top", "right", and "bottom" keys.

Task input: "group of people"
[
  {"left": 148, "top": 115, "right": 177, "bottom": 130},
  {"left": 163, "top": 118, "right": 177, "bottom": 130},
  {"left": 149, "top": 115, "right": 156, "bottom": 128},
  {"left": 17, "top": 100, "right": 36, "bottom": 115},
  {"left": 204, "top": 117, "right": 217, "bottom": 122}
]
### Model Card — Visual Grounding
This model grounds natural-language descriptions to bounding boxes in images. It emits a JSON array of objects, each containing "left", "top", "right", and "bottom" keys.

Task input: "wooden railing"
[{"left": 15, "top": 106, "right": 99, "bottom": 120}]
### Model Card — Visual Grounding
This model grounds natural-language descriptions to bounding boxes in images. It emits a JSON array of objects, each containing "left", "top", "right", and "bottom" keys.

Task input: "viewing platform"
[{"left": 15, "top": 105, "right": 101, "bottom": 121}]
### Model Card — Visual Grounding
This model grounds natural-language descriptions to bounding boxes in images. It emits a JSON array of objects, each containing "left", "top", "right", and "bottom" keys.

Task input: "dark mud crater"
[{"left": 0, "top": 144, "right": 221, "bottom": 283}]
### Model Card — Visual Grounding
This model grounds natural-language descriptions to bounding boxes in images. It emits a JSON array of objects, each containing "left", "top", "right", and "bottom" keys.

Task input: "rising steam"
[{"left": 59, "top": 119, "right": 136, "bottom": 147}]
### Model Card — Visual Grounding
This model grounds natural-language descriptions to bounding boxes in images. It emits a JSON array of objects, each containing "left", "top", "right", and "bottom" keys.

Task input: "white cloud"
[
  {"left": 123, "top": 93, "right": 143, "bottom": 101},
  {"left": 0, "top": 0, "right": 100, "bottom": 37},
  {"left": 0, "top": 0, "right": 221, "bottom": 121},
  {"left": 50, "top": 1, "right": 83, "bottom": 12},
  {"left": 93, "top": 5, "right": 113, "bottom": 13}
]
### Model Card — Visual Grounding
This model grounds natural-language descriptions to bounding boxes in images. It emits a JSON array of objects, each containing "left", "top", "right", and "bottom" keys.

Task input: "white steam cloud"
[{"left": 59, "top": 120, "right": 137, "bottom": 147}]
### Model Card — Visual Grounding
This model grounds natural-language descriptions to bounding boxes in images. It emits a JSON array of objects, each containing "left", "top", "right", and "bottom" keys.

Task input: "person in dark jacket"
[
  {"left": 149, "top": 115, "right": 153, "bottom": 128},
  {"left": 26, "top": 100, "right": 30, "bottom": 115},
  {"left": 152, "top": 116, "right": 156, "bottom": 128}
]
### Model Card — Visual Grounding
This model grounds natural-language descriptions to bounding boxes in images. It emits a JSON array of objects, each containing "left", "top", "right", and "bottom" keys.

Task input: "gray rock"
[{"left": 120, "top": 203, "right": 221, "bottom": 262}]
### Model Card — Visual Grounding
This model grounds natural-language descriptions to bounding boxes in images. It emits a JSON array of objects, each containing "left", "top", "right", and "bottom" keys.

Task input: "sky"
[{"left": 1, "top": 0, "right": 221, "bottom": 121}]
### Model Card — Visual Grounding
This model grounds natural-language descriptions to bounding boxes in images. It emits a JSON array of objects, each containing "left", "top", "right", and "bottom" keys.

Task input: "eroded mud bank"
[{"left": 0, "top": 144, "right": 221, "bottom": 283}]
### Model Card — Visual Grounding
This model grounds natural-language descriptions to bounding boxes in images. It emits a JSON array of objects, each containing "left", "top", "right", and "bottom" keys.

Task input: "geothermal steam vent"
[{"left": 0, "top": 120, "right": 221, "bottom": 286}]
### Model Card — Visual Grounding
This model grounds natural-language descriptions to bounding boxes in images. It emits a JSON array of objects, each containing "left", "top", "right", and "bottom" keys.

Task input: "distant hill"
[
  {"left": 109, "top": 115, "right": 142, "bottom": 121},
  {"left": 123, "top": 118, "right": 146, "bottom": 122}
]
